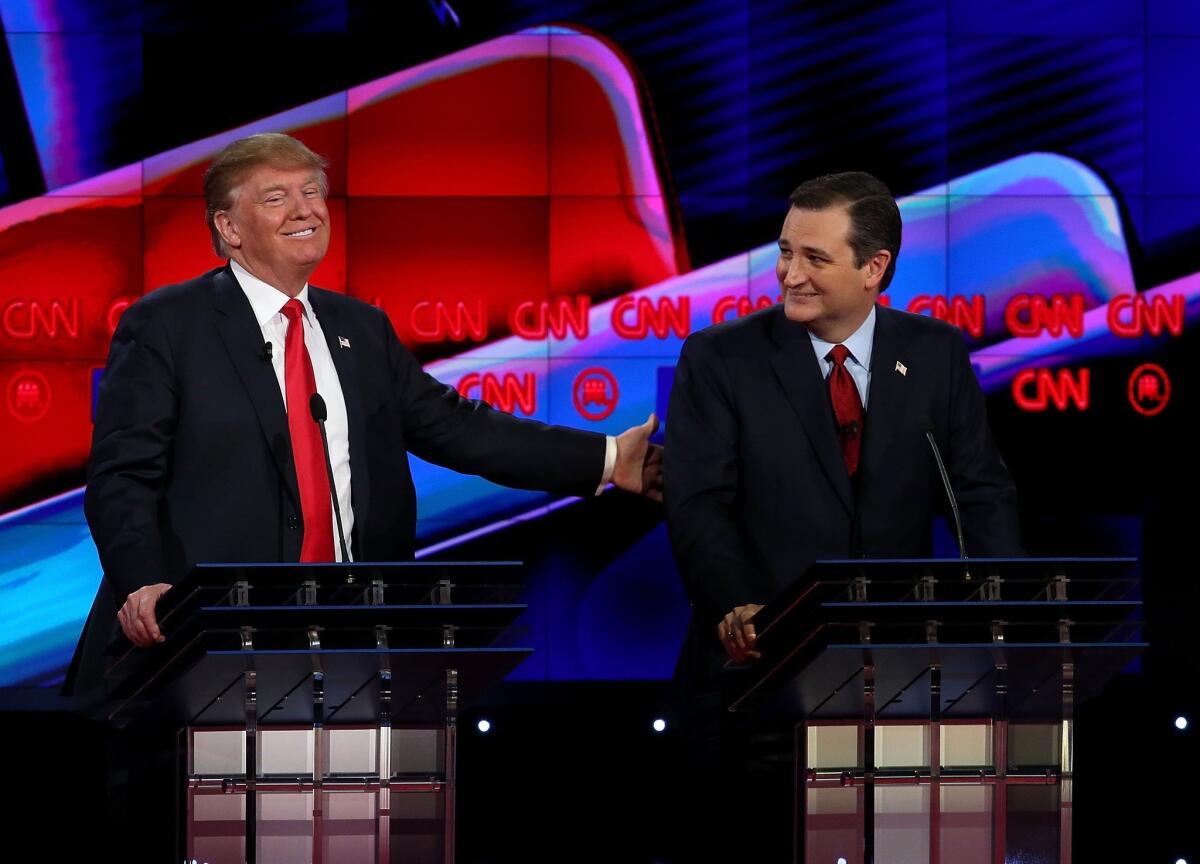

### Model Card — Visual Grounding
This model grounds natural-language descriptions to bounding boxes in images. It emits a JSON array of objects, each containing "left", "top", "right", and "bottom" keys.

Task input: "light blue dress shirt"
[{"left": 807, "top": 305, "right": 876, "bottom": 408}]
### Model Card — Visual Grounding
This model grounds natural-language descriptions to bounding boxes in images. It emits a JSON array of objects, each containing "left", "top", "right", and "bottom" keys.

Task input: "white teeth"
[{"left": 286, "top": 228, "right": 314, "bottom": 237}]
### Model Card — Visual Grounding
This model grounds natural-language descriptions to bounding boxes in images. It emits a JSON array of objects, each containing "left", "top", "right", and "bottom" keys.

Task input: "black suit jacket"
[
  {"left": 72, "top": 265, "right": 605, "bottom": 698},
  {"left": 664, "top": 304, "right": 1021, "bottom": 716}
]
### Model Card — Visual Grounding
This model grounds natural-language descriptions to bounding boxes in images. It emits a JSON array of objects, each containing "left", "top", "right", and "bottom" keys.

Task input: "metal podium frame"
[
  {"left": 102, "top": 561, "right": 530, "bottom": 864},
  {"left": 730, "top": 557, "right": 1145, "bottom": 864}
]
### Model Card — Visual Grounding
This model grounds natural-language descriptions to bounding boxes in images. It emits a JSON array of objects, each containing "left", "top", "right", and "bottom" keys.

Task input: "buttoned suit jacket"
[
  {"left": 71, "top": 265, "right": 605, "bottom": 699},
  {"left": 664, "top": 303, "right": 1022, "bottom": 718}
]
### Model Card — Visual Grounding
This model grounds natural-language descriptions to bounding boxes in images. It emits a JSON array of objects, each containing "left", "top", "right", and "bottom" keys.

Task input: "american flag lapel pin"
[
  {"left": 895, "top": 360, "right": 908, "bottom": 376},
  {"left": 338, "top": 336, "right": 351, "bottom": 349}
]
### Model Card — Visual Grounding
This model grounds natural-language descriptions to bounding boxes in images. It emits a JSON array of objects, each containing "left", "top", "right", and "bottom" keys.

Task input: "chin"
[
  {"left": 294, "top": 246, "right": 329, "bottom": 268},
  {"left": 783, "top": 302, "right": 818, "bottom": 324}
]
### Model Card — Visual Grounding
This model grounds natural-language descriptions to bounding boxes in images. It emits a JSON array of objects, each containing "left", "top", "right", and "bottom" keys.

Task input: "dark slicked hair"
[
  {"left": 203, "top": 133, "right": 329, "bottom": 257},
  {"left": 788, "top": 171, "right": 902, "bottom": 291}
]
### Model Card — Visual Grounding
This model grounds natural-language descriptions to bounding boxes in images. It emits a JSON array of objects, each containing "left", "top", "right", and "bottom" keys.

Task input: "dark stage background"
[{"left": 0, "top": 0, "right": 1197, "bottom": 860}]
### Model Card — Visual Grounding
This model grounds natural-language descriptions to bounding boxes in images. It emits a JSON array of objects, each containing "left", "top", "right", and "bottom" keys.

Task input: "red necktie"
[
  {"left": 282, "top": 299, "right": 334, "bottom": 562},
  {"left": 826, "top": 344, "right": 864, "bottom": 476}
]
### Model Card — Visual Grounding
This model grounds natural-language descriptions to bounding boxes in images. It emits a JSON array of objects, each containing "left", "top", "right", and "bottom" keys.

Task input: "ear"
[
  {"left": 214, "top": 210, "right": 241, "bottom": 250},
  {"left": 863, "top": 249, "right": 892, "bottom": 291}
]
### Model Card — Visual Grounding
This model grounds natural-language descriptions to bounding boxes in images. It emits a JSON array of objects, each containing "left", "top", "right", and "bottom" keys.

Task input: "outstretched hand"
[{"left": 612, "top": 412, "right": 663, "bottom": 502}]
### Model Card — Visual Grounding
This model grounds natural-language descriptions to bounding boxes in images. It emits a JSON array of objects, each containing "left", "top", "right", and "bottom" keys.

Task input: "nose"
[
  {"left": 780, "top": 256, "right": 810, "bottom": 287},
  {"left": 289, "top": 194, "right": 313, "bottom": 219}
]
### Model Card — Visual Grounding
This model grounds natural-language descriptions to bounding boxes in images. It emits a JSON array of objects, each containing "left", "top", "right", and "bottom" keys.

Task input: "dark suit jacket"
[
  {"left": 664, "top": 304, "right": 1021, "bottom": 719},
  {"left": 71, "top": 265, "right": 605, "bottom": 699}
]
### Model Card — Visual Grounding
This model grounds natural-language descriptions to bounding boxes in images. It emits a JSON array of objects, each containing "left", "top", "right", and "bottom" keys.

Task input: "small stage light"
[
  {"left": 837, "top": 858, "right": 848, "bottom": 864},
  {"left": 476, "top": 719, "right": 491, "bottom": 734},
  {"left": 652, "top": 718, "right": 666, "bottom": 733},
  {"left": 1175, "top": 716, "right": 1189, "bottom": 731}
]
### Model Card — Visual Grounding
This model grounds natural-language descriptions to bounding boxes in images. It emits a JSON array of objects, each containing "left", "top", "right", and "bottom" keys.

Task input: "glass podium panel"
[
  {"left": 875, "top": 785, "right": 931, "bottom": 864},
  {"left": 940, "top": 784, "right": 992, "bottom": 859},
  {"left": 806, "top": 786, "right": 864, "bottom": 864}
]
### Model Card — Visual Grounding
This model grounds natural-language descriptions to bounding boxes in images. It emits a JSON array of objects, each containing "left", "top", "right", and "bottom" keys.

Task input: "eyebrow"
[
  {"left": 257, "top": 175, "right": 321, "bottom": 196},
  {"left": 778, "top": 239, "right": 834, "bottom": 259}
]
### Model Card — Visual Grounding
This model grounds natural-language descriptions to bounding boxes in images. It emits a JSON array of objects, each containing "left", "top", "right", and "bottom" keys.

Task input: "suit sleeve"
[
  {"left": 945, "top": 332, "right": 1023, "bottom": 555},
  {"left": 665, "top": 331, "right": 761, "bottom": 631},
  {"left": 84, "top": 300, "right": 177, "bottom": 600},
  {"left": 379, "top": 312, "right": 606, "bottom": 496}
]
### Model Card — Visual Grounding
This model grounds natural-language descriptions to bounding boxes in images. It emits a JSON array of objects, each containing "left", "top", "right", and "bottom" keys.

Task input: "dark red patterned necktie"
[
  {"left": 282, "top": 299, "right": 334, "bottom": 562},
  {"left": 826, "top": 344, "right": 864, "bottom": 476}
]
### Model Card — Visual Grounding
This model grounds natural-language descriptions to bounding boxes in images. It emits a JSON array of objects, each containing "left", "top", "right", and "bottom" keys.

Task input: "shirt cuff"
[{"left": 596, "top": 435, "right": 617, "bottom": 495}]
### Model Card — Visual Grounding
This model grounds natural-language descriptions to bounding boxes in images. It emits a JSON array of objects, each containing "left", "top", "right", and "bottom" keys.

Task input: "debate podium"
[
  {"left": 102, "top": 561, "right": 529, "bottom": 864},
  {"left": 730, "top": 558, "right": 1143, "bottom": 864}
]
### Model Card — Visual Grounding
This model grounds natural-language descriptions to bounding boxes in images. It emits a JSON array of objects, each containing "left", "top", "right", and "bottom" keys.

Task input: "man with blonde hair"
[
  {"left": 73, "top": 131, "right": 662, "bottom": 861},
  {"left": 76, "top": 131, "right": 661, "bottom": 681}
]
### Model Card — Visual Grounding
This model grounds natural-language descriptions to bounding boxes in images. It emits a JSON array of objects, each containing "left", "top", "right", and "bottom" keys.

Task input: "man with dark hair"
[
  {"left": 787, "top": 171, "right": 902, "bottom": 290},
  {"left": 664, "top": 171, "right": 1021, "bottom": 857}
]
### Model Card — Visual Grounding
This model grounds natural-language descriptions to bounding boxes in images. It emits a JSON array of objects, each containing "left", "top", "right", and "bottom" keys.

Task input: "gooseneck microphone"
[
  {"left": 922, "top": 421, "right": 970, "bottom": 579},
  {"left": 309, "top": 393, "right": 350, "bottom": 564}
]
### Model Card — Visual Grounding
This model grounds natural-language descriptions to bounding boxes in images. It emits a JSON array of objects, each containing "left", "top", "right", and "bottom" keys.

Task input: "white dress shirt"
[
  {"left": 230, "top": 260, "right": 355, "bottom": 560},
  {"left": 808, "top": 305, "right": 876, "bottom": 409},
  {"left": 231, "top": 261, "right": 618, "bottom": 557}
]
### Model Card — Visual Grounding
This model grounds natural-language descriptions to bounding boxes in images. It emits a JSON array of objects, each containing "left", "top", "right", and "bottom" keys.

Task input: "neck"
[
  {"left": 231, "top": 256, "right": 311, "bottom": 298},
  {"left": 809, "top": 312, "right": 871, "bottom": 345}
]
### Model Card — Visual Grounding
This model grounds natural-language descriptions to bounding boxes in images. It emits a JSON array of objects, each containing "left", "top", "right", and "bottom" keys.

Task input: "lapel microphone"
[
  {"left": 261, "top": 341, "right": 273, "bottom": 362},
  {"left": 309, "top": 393, "right": 351, "bottom": 564}
]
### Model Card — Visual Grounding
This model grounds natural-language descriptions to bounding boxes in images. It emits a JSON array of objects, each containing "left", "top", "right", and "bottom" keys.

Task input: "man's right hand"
[
  {"left": 117, "top": 583, "right": 172, "bottom": 647},
  {"left": 718, "top": 603, "right": 764, "bottom": 663}
]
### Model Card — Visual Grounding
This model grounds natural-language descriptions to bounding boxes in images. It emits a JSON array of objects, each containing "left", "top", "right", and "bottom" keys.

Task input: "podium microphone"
[
  {"left": 309, "top": 393, "right": 350, "bottom": 564},
  {"left": 921, "top": 420, "right": 970, "bottom": 581}
]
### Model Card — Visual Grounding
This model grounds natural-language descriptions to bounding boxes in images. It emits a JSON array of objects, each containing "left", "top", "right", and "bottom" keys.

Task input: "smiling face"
[
  {"left": 214, "top": 164, "right": 330, "bottom": 296},
  {"left": 776, "top": 205, "right": 890, "bottom": 343}
]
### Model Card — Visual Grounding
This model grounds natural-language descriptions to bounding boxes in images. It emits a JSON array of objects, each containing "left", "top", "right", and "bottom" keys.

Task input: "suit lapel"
[
  {"left": 768, "top": 310, "right": 855, "bottom": 515},
  {"left": 211, "top": 266, "right": 301, "bottom": 511},
  {"left": 858, "top": 304, "right": 910, "bottom": 488},
  {"left": 309, "top": 288, "right": 370, "bottom": 556}
]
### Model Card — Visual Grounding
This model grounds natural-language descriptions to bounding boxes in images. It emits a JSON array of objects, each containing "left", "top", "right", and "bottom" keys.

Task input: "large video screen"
[{"left": 1, "top": 0, "right": 1196, "bottom": 687}]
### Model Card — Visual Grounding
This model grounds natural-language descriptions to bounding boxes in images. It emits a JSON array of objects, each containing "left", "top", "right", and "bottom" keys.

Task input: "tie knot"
[
  {"left": 281, "top": 298, "right": 305, "bottom": 323},
  {"left": 827, "top": 344, "right": 851, "bottom": 367}
]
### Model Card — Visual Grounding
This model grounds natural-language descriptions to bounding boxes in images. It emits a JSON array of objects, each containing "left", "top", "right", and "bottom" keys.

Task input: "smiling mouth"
[{"left": 284, "top": 227, "right": 316, "bottom": 238}]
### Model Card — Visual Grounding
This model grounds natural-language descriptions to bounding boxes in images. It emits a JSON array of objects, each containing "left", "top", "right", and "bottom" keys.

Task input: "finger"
[
  {"left": 744, "top": 622, "right": 757, "bottom": 645},
  {"left": 137, "top": 601, "right": 163, "bottom": 643},
  {"left": 719, "top": 616, "right": 739, "bottom": 648},
  {"left": 717, "top": 624, "right": 736, "bottom": 660},
  {"left": 729, "top": 621, "right": 745, "bottom": 653},
  {"left": 718, "top": 615, "right": 734, "bottom": 643},
  {"left": 117, "top": 607, "right": 134, "bottom": 642},
  {"left": 125, "top": 611, "right": 152, "bottom": 646},
  {"left": 120, "top": 601, "right": 145, "bottom": 643},
  {"left": 128, "top": 595, "right": 158, "bottom": 644},
  {"left": 644, "top": 412, "right": 660, "bottom": 435}
]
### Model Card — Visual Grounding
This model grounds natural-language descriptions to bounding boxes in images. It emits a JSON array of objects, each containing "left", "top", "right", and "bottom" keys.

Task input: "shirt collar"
[
  {"left": 808, "top": 304, "right": 877, "bottom": 370},
  {"left": 229, "top": 259, "right": 313, "bottom": 327}
]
